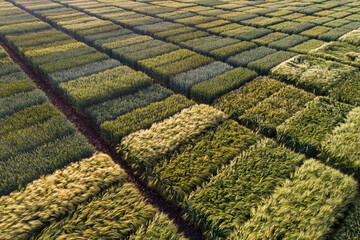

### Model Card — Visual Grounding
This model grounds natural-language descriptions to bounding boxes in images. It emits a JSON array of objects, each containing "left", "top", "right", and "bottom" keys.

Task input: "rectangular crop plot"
[
  {"left": 271, "top": 55, "right": 360, "bottom": 103},
  {"left": 209, "top": 41, "right": 257, "bottom": 60},
  {"left": 100, "top": 94, "right": 194, "bottom": 143},
  {"left": 184, "top": 139, "right": 305, "bottom": 239},
  {"left": 85, "top": 84, "right": 173, "bottom": 125},
  {"left": 138, "top": 49, "right": 213, "bottom": 82},
  {"left": 247, "top": 50, "right": 297, "bottom": 74},
  {"left": 268, "top": 34, "right": 309, "bottom": 50},
  {"left": 232, "top": 159, "right": 357, "bottom": 240},
  {"left": 227, "top": 46, "right": 277, "bottom": 66},
  {"left": 339, "top": 29, "right": 360, "bottom": 46},
  {"left": 289, "top": 39, "right": 326, "bottom": 54},
  {"left": 0, "top": 153, "right": 124, "bottom": 239},
  {"left": 310, "top": 41, "right": 360, "bottom": 67},
  {"left": 321, "top": 107, "right": 360, "bottom": 180},
  {"left": 239, "top": 85, "right": 315, "bottom": 136},
  {"left": 213, "top": 76, "right": 286, "bottom": 118},
  {"left": 191, "top": 67, "right": 258, "bottom": 104},
  {"left": 182, "top": 35, "right": 240, "bottom": 55},
  {"left": 277, "top": 97, "right": 354, "bottom": 155},
  {"left": 59, "top": 66, "right": 152, "bottom": 109},
  {"left": 119, "top": 104, "right": 227, "bottom": 176},
  {"left": 170, "top": 61, "right": 233, "bottom": 95},
  {"left": 148, "top": 120, "right": 260, "bottom": 204}
]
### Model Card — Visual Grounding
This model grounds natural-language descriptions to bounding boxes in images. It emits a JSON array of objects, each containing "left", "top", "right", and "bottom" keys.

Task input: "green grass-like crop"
[
  {"left": 333, "top": 197, "right": 360, "bottom": 240},
  {"left": 0, "top": 153, "right": 125, "bottom": 239},
  {"left": 0, "top": 102, "right": 59, "bottom": 136},
  {"left": 129, "top": 213, "right": 189, "bottom": 240},
  {"left": 339, "top": 29, "right": 360, "bottom": 46},
  {"left": 0, "top": 115, "right": 75, "bottom": 161},
  {"left": 120, "top": 104, "right": 227, "bottom": 176},
  {"left": 247, "top": 50, "right": 297, "bottom": 74},
  {"left": 0, "top": 132, "right": 94, "bottom": 196},
  {"left": 271, "top": 54, "right": 358, "bottom": 97},
  {"left": 184, "top": 139, "right": 305, "bottom": 239},
  {"left": 310, "top": 41, "right": 360, "bottom": 67},
  {"left": 289, "top": 39, "right": 326, "bottom": 54},
  {"left": 232, "top": 159, "right": 357, "bottom": 240},
  {"left": 35, "top": 183, "right": 156, "bottom": 240},
  {"left": 227, "top": 46, "right": 277, "bottom": 66},
  {"left": 191, "top": 67, "right": 258, "bottom": 104},
  {"left": 0, "top": 78, "right": 36, "bottom": 97},
  {"left": 300, "top": 26, "right": 332, "bottom": 38},
  {"left": 86, "top": 84, "right": 173, "bottom": 125},
  {"left": 209, "top": 41, "right": 257, "bottom": 59},
  {"left": 321, "top": 107, "right": 360, "bottom": 180},
  {"left": 59, "top": 66, "right": 152, "bottom": 108},
  {"left": 277, "top": 97, "right": 354, "bottom": 155},
  {"left": 0, "top": 89, "right": 48, "bottom": 118},
  {"left": 148, "top": 120, "right": 260, "bottom": 204},
  {"left": 252, "top": 32, "right": 288, "bottom": 45},
  {"left": 239, "top": 85, "right": 315, "bottom": 136},
  {"left": 213, "top": 76, "right": 286, "bottom": 118},
  {"left": 268, "top": 34, "right": 309, "bottom": 50},
  {"left": 101, "top": 94, "right": 194, "bottom": 144}
]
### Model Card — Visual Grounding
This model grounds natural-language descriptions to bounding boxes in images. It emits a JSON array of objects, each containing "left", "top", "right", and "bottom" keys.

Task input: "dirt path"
[{"left": 0, "top": 38, "right": 204, "bottom": 240}]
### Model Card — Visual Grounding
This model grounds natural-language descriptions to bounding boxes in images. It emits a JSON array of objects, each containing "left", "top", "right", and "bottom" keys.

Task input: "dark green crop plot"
[
  {"left": 86, "top": 84, "right": 173, "bottom": 125},
  {"left": 268, "top": 34, "right": 309, "bottom": 50},
  {"left": 148, "top": 120, "right": 260, "bottom": 204},
  {"left": 0, "top": 132, "right": 94, "bottom": 196},
  {"left": 271, "top": 54, "right": 360, "bottom": 103},
  {"left": 333, "top": 197, "right": 360, "bottom": 240},
  {"left": 321, "top": 107, "right": 360, "bottom": 180},
  {"left": 0, "top": 115, "right": 75, "bottom": 161},
  {"left": 310, "top": 41, "right": 360, "bottom": 67},
  {"left": 252, "top": 32, "right": 288, "bottom": 45},
  {"left": 0, "top": 102, "right": 59, "bottom": 136},
  {"left": 100, "top": 94, "right": 194, "bottom": 143},
  {"left": 0, "top": 89, "right": 48, "bottom": 118},
  {"left": 59, "top": 66, "right": 152, "bottom": 109},
  {"left": 209, "top": 41, "right": 257, "bottom": 59},
  {"left": 280, "top": 22, "right": 315, "bottom": 34},
  {"left": 0, "top": 78, "right": 36, "bottom": 97},
  {"left": 213, "top": 76, "right": 286, "bottom": 118},
  {"left": 232, "top": 159, "right": 357, "bottom": 240},
  {"left": 184, "top": 139, "right": 305, "bottom": 239},
  {"left": 247, "top": 50, "right": 297, "bottom": 74},
  {"left": 239, "top": 85, "right": 315, "bottom": 136},
  {"left": 191, "top": 67, "right": 257, "bottom": 104},
  {"left": 227, "top": 46, "right": 277, "bottom": 66},
  {"left": 277, "top": 97, "right": 354, "bottom": 155}
]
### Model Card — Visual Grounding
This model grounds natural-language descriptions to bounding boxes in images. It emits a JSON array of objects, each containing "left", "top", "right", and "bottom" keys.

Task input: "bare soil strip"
[{"left": 0, "top": 38, "right": 205, "bottom": 240}]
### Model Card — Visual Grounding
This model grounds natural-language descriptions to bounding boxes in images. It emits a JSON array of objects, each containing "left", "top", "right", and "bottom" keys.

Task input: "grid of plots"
[{"left": 1, "top": 0, "right": 360, "bottom": 239}]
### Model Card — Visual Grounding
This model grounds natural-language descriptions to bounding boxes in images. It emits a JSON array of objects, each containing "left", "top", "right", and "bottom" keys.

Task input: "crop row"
[
  {"left": 183, "top": 138, "right": 305, "bottom": 239},
  {"left": 61, "top": 0, "right": 360, "bottom": 68},
  {"left": 0, "top": 44, "right": 94, "bottom": 197},
  {"left": 1, "top": 151, "right": 186, "bottom": 240},
  {"left": 11, "top": 0, "right": 232, "bottom": 88},
  {"left": 0, "top": 5, "right": 197, "bottom": 143},
  {"left": 46, "top": 0, "right": 310, "bottom": 75},
  {"left": 231, "top": 159, "right": 357, "bottom": 239},
  {"left": 272, "top": 54, "right": 360, "bottom": 105},
  {"left": 119, "top": 104, "right": 227, "bottom": 176}
]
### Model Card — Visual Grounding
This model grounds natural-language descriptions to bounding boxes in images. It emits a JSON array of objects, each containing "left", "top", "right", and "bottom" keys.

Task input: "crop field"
[{"left": 1, "top": 0, "right": 360, "bottom": 239}]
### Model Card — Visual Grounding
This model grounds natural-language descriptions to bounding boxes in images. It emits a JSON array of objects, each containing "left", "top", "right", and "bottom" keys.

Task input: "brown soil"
[{"left": 0, "top": 37, "right": 204, "bottom": 240}]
